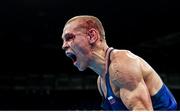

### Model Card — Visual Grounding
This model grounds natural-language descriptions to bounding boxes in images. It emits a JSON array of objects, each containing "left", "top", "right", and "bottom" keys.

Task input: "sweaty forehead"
[
  {"left": 64, "top": 22, "right": 77, "bottom": 32},
  {"left": 62, "top": 25, "right": 74, "bottom": 39},
  {"left": 62, "top": 21, "right": 79, "bottom": 34},
  {"left": 62, "top": 20, "right": 86, "bottom": 39}
]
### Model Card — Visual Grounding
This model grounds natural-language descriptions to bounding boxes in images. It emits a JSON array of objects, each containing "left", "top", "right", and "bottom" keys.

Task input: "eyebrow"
[{"left": 62, "top": 33, "right": 75, "bottom": 40}]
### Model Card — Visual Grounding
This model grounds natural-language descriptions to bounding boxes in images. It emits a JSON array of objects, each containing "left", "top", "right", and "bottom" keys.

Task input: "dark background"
[{"left": 0, "top": 0, "right": 180, "bottom": 110}]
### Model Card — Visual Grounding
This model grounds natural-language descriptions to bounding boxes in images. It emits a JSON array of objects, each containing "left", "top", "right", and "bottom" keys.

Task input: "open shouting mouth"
[{"left": 66, "top": 52, "right": 77, "bottom": 63}]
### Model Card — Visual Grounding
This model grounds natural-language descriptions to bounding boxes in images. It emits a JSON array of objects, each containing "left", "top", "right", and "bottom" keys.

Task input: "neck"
[{"left": 88, "top": 45, "right": 109, "bottom": 78}]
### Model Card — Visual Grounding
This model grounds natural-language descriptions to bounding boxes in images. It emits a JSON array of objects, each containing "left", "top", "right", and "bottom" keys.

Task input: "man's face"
[{"left": 61, "top": 21, "right": 92, "bottom": 71}]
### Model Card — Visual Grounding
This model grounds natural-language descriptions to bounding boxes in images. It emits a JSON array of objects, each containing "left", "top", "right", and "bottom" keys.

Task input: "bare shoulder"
[
  {"left": 110, "top": 49, "right": 140, "bottom": 71},
  {"left": 111, "top": 49, "right": 139, "bottom": 60},
  {"left": 109, "top": 49, "right": 142, "bottom": 89}
]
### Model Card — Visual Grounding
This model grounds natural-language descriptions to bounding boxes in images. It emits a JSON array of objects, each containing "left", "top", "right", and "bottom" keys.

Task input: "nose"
[{"left": 62, "top": 41, "right": 69, "bottom": 50}]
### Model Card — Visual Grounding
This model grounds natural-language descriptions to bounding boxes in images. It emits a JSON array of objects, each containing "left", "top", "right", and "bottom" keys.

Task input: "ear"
[{"left": 87, "top": 28, "right": 98, "bottom": 44}]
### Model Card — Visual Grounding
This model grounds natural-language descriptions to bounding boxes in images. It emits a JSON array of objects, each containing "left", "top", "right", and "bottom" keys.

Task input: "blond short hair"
[{"left": 65, "top": 15, "right": 106, "bottom": 39}]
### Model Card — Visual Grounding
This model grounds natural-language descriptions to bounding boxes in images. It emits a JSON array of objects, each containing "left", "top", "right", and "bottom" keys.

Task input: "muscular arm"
[
  {"left": 120, "top": 80, "right": 153, "bottom": 110},
  {"left": 109, "top": 51, "right": 153, "bottom": 110}
]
